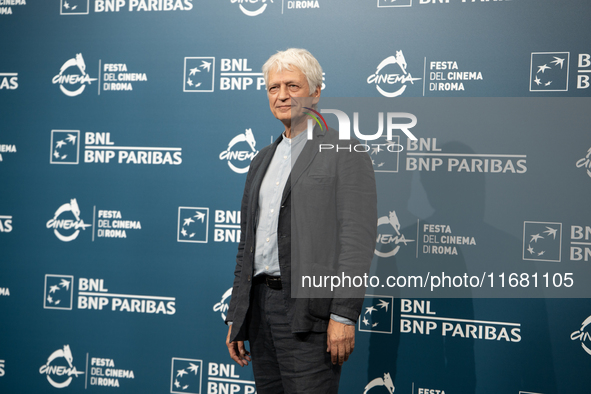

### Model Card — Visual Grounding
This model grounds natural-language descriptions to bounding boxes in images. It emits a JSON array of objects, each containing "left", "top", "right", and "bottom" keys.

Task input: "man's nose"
[{"left": 278, "top": 84, "right": 290, "bottom": 100}]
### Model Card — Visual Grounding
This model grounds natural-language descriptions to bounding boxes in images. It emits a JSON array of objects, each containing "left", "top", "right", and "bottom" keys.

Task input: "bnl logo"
[
  {"left": 358, "top": 295, "right": 394, "bottom": 334},
  {"left": 530, "top": 52, "right": 569, "bottom": 92},
  {"left": 177, "top": 208, "right": 240, "bottom": 243},
  {"left": 213, "top": 210, "right": 241, "bottom": 242},
  {"left": 178, "top": 207, "right": 209, "bottom": 243},
  {"left": 171, "top": 358, "right": 202, "bottom": 394},
  {"left": 50, "top": 130, "right": 80, "bottom": 165},
  {"left": 571, "top": 225, "right": 591, "bottom": 262},
  {"left": 530, "top": 52, "right": 591, "bottom": 91},
  {"left": 44, "top": 274, "right": 74, "bottom": 310},
  {"left": 523, "top": 222, "right": 562, "bottom": 262},
  {"left": 183, "top": 57, "right": 215, "bottom": 92}
]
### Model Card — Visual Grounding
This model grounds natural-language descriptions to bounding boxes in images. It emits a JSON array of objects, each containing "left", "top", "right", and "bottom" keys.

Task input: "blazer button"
[
  {"left": 250, "top": 247, "right": 253, "bottom": 253},
  {"left": 247, "top": 275, "right": 251, "bottom": 281}
]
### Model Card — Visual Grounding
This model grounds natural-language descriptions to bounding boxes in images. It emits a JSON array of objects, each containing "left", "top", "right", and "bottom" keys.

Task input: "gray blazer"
[{"left": 226, "top": 126, "right": 377, "bottom": 341}]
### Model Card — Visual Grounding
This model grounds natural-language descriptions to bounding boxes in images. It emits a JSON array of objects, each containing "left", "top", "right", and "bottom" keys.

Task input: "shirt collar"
[{"left": 282, "top": 129, "right": 308, "bottom": 145}]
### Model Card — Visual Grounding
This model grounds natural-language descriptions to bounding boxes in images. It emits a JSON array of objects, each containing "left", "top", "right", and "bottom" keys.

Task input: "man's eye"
[
  {"left": 269, "top": 87, "right": 278, "bottom": 92},
  {"left": 289, "top": 85, "right": 299, "bottom": 91}
]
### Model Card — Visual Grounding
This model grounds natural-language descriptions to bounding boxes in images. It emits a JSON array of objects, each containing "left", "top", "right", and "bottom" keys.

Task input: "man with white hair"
[{"left": 225, "top": 48, "right": 377, "bottom": 393}]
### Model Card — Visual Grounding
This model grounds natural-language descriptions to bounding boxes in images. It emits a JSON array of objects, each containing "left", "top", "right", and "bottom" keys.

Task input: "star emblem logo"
[
  {"left": 358, "top": 295, "right": 394, "bottom": 334},
  {"left": 183, "top": 57, "right": 215, "bottom": 92},
  {"left": 44, "top": 274, "right": 74, "bottom": 310},
  {"left": 530, "top": 52, "right": 569, "bottom": 92},
  {"left": 523, "top": 221, "right": 562, "bottom": 262},
  {"left": 171, "top": 358, "right": 203, "bottom": 394},
  {"left": 177, "top": 207, "right": 209, "bottom": 243}
]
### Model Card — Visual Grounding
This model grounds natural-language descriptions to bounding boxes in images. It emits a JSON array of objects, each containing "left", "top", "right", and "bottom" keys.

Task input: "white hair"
[{"left": 262, "top": 48, "right": 323, "bottom": 95}]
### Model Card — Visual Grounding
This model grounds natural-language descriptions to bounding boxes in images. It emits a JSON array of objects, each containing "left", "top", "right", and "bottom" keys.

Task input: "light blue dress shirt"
[{"left": 254, "top": 130, "right": 306, "bottom": 277}]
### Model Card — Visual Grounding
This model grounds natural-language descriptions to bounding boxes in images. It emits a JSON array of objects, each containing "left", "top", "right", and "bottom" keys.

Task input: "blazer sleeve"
[{"left": 224, "top": 155, "right": 258, "bottom": 325}]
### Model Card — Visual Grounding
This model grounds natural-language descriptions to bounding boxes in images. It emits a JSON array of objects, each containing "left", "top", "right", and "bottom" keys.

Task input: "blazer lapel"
[
  {"left": 281, "top": 125, "right": 324, "bottom": 205},
  {"left": 250, "top": 135, "right": 282, "bottom": 219}
]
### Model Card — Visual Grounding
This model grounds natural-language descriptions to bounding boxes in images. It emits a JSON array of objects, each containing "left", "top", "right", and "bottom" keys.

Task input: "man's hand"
[
  {"left": 326, "top": 319, "right": 355, "bottom": 366},
  {"left": 226, "top": 325, "right": 251, "bottom": 367}
]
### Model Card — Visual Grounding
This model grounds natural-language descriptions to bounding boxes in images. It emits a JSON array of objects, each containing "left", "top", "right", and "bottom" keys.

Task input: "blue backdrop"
[{"left": 1, "top": 0, "right": 591, "bottom": 393}]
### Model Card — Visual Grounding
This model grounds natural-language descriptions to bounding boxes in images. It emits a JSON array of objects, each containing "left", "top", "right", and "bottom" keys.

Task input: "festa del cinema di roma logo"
[
  {"left": 46, "top": 199, "right": 91, "bottom": 242},
  {"left": 367, "top": 51, "right": 421, "bottom": 97},
  {"left": 219, "top": 128, "right": 258, "bottom": 174},
  {"left": 571, "top": 315, "right": 591, "bottom": 356},
  {"left": 52, "top": 53, "right": 97, "bottom": 97},
  {"left": 375, "top": 210, "right": 414, "bottom": 258},
  {"left": 39, "top": 345, "right": 84, "bottom": 388}
]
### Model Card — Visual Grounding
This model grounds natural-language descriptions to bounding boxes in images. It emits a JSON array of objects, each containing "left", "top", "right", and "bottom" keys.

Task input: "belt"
[{"left": 253, "top": 275, "right": 282, "bottom": 290}]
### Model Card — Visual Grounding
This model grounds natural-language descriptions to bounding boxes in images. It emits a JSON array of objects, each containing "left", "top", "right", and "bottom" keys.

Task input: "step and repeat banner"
[{"left": 1, "top": 1, "right": 591, "bottom": 393}]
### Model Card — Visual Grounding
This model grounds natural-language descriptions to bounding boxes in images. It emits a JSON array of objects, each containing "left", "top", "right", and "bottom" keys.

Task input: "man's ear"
[
  {"left": 313, "top": 86, "right": 321, "bottom": 98},
  {"left": 312, "top": 86, "right": 321, "bottom": 105}
]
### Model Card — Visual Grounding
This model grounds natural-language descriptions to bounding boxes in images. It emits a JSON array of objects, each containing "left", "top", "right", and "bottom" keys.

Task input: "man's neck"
[
  {"left": 283, "top": 119, "right": 308, "bottom": 139},
  {"left": 285, "top": 129, "right": 305, "bottom": 139},
  {"left": 284, "top": 126, "right": 292, "bottom": 139}
]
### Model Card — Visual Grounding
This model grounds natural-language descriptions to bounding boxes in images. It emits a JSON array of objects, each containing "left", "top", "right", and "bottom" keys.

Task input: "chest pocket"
[{"left": 306, "top": 173, "right": 335, "bottom": 186}]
